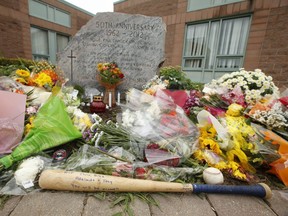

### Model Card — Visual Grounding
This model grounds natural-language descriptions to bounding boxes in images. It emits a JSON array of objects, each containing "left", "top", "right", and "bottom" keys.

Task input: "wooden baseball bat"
[{"left": 38, "top": 169, "right": 272, "bottom": 199}]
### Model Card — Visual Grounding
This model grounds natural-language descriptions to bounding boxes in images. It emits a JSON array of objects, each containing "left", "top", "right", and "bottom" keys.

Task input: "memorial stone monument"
[{"left": 57, "top": 12, "right": 166, "bottom": 91}]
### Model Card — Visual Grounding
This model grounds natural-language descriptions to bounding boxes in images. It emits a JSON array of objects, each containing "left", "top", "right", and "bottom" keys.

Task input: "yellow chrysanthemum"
[
  {"left": 24, "top": 123, "right": 32, "bottom": 135},
  {"left": 24, "top": 116, "right": 35, "bottom": 135},
  {"left": 16, "top": 69, "right": 30, "bottom": 78},
  {"left": 226, "top": 103, "right": 243, "bottom": 117},
  {"left": 97, "top": 63, "right": 103, "bottom": 71},
  {"left": 33, "top": 72, "right": 53, "bottom": 87}
]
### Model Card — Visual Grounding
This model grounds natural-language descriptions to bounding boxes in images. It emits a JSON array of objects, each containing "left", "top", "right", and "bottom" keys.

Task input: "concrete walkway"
[{"left": 1, "top": 190, "right": 287, "bottom": 216}]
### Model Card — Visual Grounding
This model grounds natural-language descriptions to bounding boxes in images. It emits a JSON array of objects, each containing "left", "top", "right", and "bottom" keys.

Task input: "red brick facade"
[
  {"left": 115, "top": 0, "right": 288, "bottom": 88},
  {"left": 0, "top": 0, "right": 92, "bottom": 59}
]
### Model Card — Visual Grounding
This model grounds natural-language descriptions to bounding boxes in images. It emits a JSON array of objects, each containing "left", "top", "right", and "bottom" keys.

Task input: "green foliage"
[
  {"left": 0, "top": 195, "right": 10, "bottom": 209},
  {"left": 73, "top": 84, "right": 85, "bottom": 99},
  {"left": 0, "top": 57, "right": 34, "bottom": 67},
  {"left": 90, "top": 192, "right": 160, "bottom": 216},
  {"left": 0, "top": 57, "right": 34, "bottom": 77},
  {"left": 159, "top": 66, "right": 204, "bottom": 91}
]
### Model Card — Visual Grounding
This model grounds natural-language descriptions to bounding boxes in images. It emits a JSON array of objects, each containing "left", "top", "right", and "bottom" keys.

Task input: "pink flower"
[{"left": 26, "top": 106, "right": 37, "bottom": 115}]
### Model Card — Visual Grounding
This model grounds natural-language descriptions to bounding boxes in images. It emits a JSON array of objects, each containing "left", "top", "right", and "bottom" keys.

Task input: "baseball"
[{"left": 203, "top": 167, "right": 224, "bottom": 185}]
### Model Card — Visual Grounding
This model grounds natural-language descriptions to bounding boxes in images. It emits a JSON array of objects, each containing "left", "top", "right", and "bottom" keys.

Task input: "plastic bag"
[
  {"left": 0, "top": 118, "right": 23, "bottom": 154},
  {"left": 65, "top": 145, "right": 204, "bottom": 182},
  {"left": 0, "top": 156, "right": 52, "bottom": 196},
  {"left": 120, "top": 88, "right": 199, "bottom": 165},
  {"left": 0, "top": 95, "right": 82, "bottom": 170},
  {"left": 0, "top": 76, "right": 24, "bottom": 93},
  {"left": 251, "top": 123, "right": 288, "bottom": 186}
]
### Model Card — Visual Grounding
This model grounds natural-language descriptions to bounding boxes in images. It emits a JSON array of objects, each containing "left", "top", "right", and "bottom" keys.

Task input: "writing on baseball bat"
[{"left": 71, "top": 183, "right": 120, "bottom": 191}]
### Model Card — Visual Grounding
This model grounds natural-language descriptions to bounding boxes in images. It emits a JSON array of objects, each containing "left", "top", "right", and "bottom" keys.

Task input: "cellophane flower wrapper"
[
  {"left": 0, "top": 95, "right": 82, "bottom": 170},
  {"left": 65, "top": 145, "right": 117, "bottom": 172},
  {"left": 251, "top": 123, "right": 288, "bottom": 186},
  {"left": 0, "top": 77, "right": 24, "bottom": 92},
  {"left": 120, "top": 88, "right": 199, "bottom": 166},
  {"left": 65, "top": 145, "right": 204, "bottom": 182}
]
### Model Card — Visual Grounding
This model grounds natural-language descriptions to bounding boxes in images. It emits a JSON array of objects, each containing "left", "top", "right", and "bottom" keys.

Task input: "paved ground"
[{"left": 1, "top": 189, "right": 287, "bottom": 216}]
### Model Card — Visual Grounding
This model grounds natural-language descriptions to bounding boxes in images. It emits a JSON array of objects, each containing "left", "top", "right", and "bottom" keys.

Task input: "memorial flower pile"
[
  {"left": 97, "top": 62, "right": 124, "bottom": 85},
  {"left": 1, "top": 61, "right": 288, "bottom": 209}
]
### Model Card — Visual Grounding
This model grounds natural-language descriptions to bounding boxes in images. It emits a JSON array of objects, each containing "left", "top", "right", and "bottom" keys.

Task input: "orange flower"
[{"left": 248, "top": 103, "right": 270, "bottom": 115}]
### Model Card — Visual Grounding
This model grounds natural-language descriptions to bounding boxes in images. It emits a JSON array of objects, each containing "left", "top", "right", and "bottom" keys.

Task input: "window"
[
  {"left": 31, "top": 27, "right": 70, "bottom": 63},
  {"left": 57, "top": 34, "right": 69, "bottom": 52},
  {"left": 29, "top": 0, "right": 71, "bottom": 27},
  {"left": 30, "top": 27, "right": 49, "bottom": 60},
  {"left": 187, "top": 0, "right": 245, "bottom": 12},
  {"left": 182, "top": 16, "right": 250, "bottom": 83}
]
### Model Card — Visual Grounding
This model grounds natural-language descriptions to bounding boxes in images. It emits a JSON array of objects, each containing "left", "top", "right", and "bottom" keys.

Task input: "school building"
[
  {"left": 0, "top": 0, "right": 93, "bottom": 63},
  {"left": 114, "top": 0, "right": 288, "bottom": 87}
]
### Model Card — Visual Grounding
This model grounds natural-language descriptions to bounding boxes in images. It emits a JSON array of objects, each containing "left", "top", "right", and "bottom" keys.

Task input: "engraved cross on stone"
[{"left": 67, "top": 50, "right": 76, "bottom": 82}]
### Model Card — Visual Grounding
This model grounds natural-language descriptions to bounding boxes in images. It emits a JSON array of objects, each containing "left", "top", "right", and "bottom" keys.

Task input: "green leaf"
[
  {"left": 90, "top": 192, "right": 106, "bottom": 201},
  {"left": 112, "top": 212, "right": 123, "bottom": 216},
  {"left": 111, "top": 196, "right": 126, "bottom": 207}
]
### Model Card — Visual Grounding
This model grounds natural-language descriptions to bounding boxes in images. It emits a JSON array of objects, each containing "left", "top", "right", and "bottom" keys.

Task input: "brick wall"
[
  {"left": 258, "top": 5, "right": 288, "bottom": 88},
  {"left": 115, "top": 0, "right": 288, "bottom": 88},
  {"left": 0, "top": 0, "right": 92, "bottom": 59},
  {"left": 0, "top": 0, "right": 30, "bottom": 58}
]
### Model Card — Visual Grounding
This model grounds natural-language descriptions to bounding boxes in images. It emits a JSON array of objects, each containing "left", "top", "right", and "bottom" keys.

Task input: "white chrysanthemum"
[{"left": 14, "top": 156, "right": 44, "bottom": 186}]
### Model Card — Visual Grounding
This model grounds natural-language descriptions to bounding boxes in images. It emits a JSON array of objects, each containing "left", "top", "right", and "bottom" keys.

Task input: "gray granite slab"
[{"left": 57, "top": 12, "right": 166, "bottom": 91}]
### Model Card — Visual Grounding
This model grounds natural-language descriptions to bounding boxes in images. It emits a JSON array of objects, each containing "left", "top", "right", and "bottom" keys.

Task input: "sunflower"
[{"left": 16, "top": 69, "right": 30, "bottom": 78}]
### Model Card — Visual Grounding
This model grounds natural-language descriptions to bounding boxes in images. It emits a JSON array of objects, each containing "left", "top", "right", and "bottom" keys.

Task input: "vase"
[
  {"left": 103, "top": 86, "right": 116, "bottom": 107},
  {"left": 96, "top": 74, "right": 123, "bottom": 107},
  {"left": 90, "top": 95, "right": 106, "bottom": 113}
]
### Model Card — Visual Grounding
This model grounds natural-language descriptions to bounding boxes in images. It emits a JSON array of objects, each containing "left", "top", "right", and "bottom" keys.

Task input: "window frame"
[
  {"left": 31, "top": 26, "right": 70, "bottom": 63},
  {"left": 187, "top": 0, "right": 245, "bottom": 12},
  {"left": 182, "top": 14, "right": 252, "bottom": 83},
  {"left": 29, "top": 0, "right": 71, "bottom": 27}
]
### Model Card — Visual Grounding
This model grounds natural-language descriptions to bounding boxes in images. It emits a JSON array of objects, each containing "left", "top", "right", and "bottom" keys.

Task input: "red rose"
[{"left": 135, "top": 167, "right": 147, "bottom": 179}]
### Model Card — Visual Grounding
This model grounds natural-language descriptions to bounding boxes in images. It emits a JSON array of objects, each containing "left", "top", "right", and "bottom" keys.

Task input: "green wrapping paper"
[{"left": 0, "top": 96, "right": 82, "bottom": 170}]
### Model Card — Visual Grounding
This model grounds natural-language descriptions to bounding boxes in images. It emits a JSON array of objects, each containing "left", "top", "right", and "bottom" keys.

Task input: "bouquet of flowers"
[
  {"left": 97, "top": 62, "right": 124, "bottom": 86},
  {"left": 203, "top": 68, "right": 279, "bottom": 107},
  {"left": 121, "top": 88, "right": 199, "bottom": 165},
  {"left": 195, "top": 104, "right": 259, "bottom": 181},
  {"left": 248, "top": 101, "right": 288, "bottom": 132},
  {"left": 142, "top": 75, "right": 169, "bottom": 95},
  {"left": 65, "top": 145, "right": 204, "bottom": 183},
  {"left": 13, "top": 60, "right": 65, "bottom": 92}
]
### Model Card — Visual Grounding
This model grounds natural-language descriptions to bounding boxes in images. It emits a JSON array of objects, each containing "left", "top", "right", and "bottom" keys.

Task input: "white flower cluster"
[
  {"left": 122, "top": 100, "right": 161, "bottom": 128},
  {"left": 250, "top": 102, "right": 288, "bottom": 129},
  {"left": 142, "top": 75, "right": 169, "bottom": 90},
  {"left": 207, "top": 68, "right": 279, "bottom": 105}
]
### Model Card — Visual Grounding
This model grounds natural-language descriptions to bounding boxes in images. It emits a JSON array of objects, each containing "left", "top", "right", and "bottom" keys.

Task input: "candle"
[
  {"left": 100, "top": 92, "right": 103, "bottom": 97},
  {"left": 90, "top": 93, "right": 93, "bottom": 102},
  {"left": 126, "top": 93, "right": 129, "bottom": 103},
  {"left": 108, "top": 92, "right": 112, "bottom": 107},
  {"left": 117, "top": 92, "right": 120, "bottom": 104}
]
